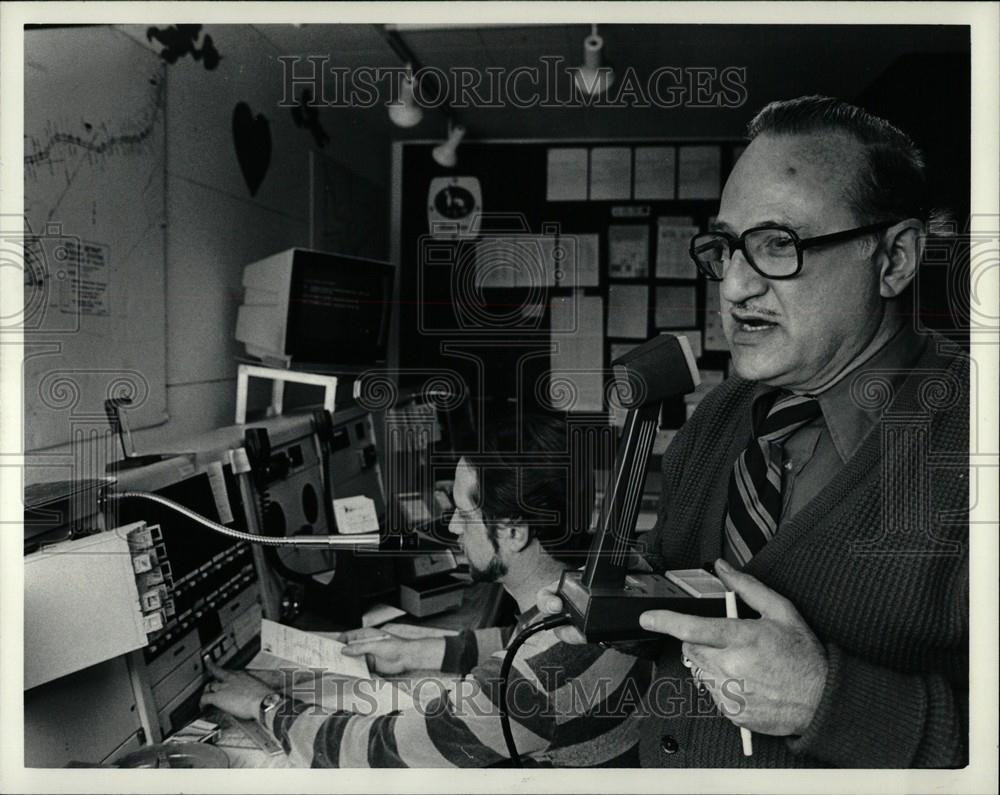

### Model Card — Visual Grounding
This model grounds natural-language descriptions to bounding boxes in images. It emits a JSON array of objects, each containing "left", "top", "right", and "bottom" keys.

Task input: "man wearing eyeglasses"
[{"left": 542, "top": 96, "right": 968, "bottom": 768}]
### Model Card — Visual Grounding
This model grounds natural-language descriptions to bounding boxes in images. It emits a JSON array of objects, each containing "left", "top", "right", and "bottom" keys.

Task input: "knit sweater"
[{"left": 637, "top": 335, "right": 969, "bottom": 768}]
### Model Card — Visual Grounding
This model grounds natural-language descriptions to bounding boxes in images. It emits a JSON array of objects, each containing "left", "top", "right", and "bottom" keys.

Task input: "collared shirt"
[{"left": 723, "top": 324, "right": 928, "bottom": 565}]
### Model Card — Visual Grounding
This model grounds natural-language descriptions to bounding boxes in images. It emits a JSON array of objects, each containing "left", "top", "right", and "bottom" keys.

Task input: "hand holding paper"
[{"left": 260, "top": 619, "right": 370, "bottom": 679}]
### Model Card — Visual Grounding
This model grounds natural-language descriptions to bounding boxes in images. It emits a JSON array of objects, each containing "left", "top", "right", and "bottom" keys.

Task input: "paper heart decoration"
[{"left": 232, "top": 102, "right": 271, "bottom": 197}]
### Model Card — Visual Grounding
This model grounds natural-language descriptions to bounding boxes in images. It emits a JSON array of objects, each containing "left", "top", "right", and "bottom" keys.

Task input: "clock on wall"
[{"left": 427, "top": 176, "right": 482, "bottom": 239}]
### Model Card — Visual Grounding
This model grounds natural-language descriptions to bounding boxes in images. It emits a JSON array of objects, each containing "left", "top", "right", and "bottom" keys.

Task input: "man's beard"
[{"left": 469, "top": 552, "right": 507, "bottom": 583}]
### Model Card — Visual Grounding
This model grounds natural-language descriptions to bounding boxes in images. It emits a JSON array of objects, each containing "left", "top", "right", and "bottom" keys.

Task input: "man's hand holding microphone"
[{"left": 537, "top": 558, "right": 828, "bottom": 738}]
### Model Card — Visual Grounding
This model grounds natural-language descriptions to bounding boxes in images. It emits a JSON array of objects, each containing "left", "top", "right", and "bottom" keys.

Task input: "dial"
[{"left": 433, "top": 184, "right": 476, "bottom": 219}]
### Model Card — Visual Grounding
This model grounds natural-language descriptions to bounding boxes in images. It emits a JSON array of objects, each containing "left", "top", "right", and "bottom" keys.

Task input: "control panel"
[
  {"left": 25, "top": 409, "right": 392, "bottom": 759},
  {"left": 111, "top": 457, "right": 263, "bottom": 736}
]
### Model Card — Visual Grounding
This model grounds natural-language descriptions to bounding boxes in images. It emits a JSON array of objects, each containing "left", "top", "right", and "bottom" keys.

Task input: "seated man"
[{"left": 202, "top": 410, "right": 653, "bottom": 767}]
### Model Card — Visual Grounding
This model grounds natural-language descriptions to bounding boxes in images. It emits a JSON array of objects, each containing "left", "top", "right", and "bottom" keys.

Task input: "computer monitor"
[{"left": 236, "top": 248, "right": 394, "bottom": 367}]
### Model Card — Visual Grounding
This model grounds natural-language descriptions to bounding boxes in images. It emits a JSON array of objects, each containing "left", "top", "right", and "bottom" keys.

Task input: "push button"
[{"left": 660, "top": 734, "right": 679, "bottom": 755}]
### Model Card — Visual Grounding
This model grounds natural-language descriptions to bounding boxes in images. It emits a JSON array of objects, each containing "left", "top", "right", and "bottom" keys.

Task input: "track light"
[
  {"left": 432, "top": 122, "right": 466, "bottom": 168},
  {"left": 388, "top": 64, "right": 423, "bottom": 128},
  {"left": 573, "top": 24, "right": 615, "bottom": 97}
]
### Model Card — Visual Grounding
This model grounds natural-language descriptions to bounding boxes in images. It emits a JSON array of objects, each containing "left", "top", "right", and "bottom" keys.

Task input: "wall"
[
  {"left": 25, "top": 25, "right": 969, "bottom": 483},
  {"left": 26, "top": 25, "right": 392, "bottom": 482},
  {"left": 23, "top": 26, "right": 169, "bottom": 459}
]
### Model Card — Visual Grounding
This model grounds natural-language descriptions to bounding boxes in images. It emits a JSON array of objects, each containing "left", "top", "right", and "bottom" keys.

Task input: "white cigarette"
[{"left": 725, "top": 590, "right": 753, "bottom": 757}]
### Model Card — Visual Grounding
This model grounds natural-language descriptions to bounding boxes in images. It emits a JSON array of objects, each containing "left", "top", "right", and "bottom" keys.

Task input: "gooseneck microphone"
[{"left": 101, "top": 490, "right": 440, "bottom": 551}]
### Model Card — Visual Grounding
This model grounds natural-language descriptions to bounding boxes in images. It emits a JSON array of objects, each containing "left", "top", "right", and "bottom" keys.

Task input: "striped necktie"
[{"left": 724, "top": 390, "right": 822, "bottom": 566}]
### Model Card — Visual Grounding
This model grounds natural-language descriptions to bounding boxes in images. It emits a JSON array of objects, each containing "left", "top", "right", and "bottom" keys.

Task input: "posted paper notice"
[{"left": 547, "top": 148, "right": 588, "bottom": 201}]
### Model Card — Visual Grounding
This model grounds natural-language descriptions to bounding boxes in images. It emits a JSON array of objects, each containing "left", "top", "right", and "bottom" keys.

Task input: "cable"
[
  {"left": 497, "top": 613, "right": 571, "bottom": 767},
  {"left": 103, "top": 491, "right": 381, "bottom": 548}
]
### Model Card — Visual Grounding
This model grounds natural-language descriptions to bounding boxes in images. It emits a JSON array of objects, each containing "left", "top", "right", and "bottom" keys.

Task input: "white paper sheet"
[
  {"left": 205, "top": 461, "right": 234, "bottom": 525},
  {"left": 333, "top": 495, "right": 379, "bottom": 534},
  {"left": 589, "top": 147, "right": 631, "bottom": 200},
  {"left": 678, "top": 146, "right": 722, "bottom": 199},
  {"left": 550, "top": 294, "right": 605, "bottom": 411},
  {"left": 607, "top": 284, "right": 649, "bottom": 338},
  {"left": 634, "top": 146, "right": 676, "bottom": 200},
  {"left": 546, "top": 148, "right": 588, "bottom": 201},
  {"left": 259, "top": 618, "right": 370, "bottom": 679}
]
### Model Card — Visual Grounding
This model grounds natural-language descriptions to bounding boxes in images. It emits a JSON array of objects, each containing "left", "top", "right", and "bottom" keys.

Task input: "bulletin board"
[
  {"left": 23, "top": 27, "right": 168, "bottom": 450},
  {"left": 395, "top": 138, "right": 743, "bottom": 430}
]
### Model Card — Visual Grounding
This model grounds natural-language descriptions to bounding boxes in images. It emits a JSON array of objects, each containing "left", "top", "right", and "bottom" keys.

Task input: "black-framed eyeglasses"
[{"left": 688, "top": 220, "right": 901, "bottom": 281}]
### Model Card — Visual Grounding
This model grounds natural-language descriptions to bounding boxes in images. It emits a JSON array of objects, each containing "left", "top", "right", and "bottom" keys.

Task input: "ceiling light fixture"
[
  {"left": 388, "top": 63, "right": 424, "bottom": 128},
  {"left": 432, "top": 121, "right": 466, "bottom": 168},
  {"left": 574, "top": 24, "right": 615, "bottom": 97}
]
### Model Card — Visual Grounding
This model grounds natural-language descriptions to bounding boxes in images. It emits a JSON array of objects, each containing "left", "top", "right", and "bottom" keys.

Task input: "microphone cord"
[{"left": 498, "top": 613, "right": 571, "bottom": 767}]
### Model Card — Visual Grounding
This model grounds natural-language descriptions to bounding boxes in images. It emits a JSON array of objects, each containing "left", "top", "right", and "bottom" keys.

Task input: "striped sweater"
[{"left": 263, "top": 608, "right": 653, "bottom": 767}]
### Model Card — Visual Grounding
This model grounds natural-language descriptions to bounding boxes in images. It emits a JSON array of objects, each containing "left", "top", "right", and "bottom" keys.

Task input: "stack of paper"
[{"left": 546, "top": 148, "right": 588, "bottom": 201}]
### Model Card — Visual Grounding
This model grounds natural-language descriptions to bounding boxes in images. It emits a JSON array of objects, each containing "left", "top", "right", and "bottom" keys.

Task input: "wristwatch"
[{"left": 258, "top": 692, "right": 282, "bottom": 725}]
